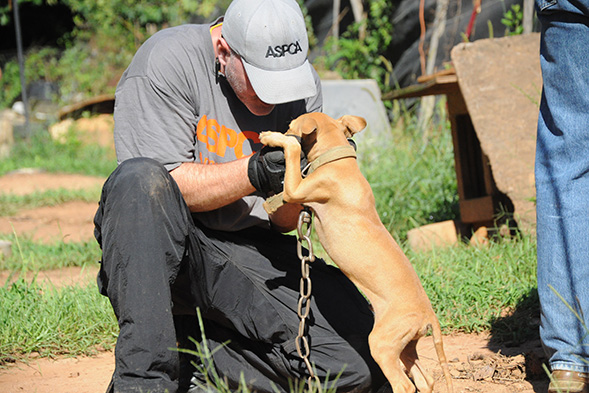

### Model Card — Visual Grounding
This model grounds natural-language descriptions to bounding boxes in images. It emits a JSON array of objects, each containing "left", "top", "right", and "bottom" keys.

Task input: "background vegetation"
[{"left": 0, "top": 0, "right": 233, "bottom": 108}]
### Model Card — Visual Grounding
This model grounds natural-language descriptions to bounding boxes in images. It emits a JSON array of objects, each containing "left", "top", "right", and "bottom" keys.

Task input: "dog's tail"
[{"left": 430, "top": 319, "right": 454, "bottom": 393}]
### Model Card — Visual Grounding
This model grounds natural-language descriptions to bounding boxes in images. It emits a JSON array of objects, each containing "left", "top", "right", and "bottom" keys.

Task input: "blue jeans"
[{"left": 535, "top": 0, "right": 589, "bottom": 373}]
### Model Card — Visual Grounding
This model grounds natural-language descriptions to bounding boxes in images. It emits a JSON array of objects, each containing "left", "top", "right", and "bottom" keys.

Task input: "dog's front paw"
[{"left": 259, "top": 131, "right": 284, "bottom": 147}]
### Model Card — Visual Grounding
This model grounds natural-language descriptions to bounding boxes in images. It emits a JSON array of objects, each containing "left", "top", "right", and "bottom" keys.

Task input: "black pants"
[{"left": 94, "top": 157, "right": 385, "bottom": 393}]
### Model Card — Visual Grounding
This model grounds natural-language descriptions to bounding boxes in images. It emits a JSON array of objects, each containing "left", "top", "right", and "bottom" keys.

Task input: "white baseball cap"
[{"left": 222, "top": 0, "right": 317, "bottom": 105}]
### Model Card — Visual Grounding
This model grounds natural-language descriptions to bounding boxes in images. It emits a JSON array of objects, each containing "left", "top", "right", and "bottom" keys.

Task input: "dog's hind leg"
[
  {"left": 400, "top": 340, "right": 434, "bottom": 393},
  {"left": 369, "top": 323, "right": 418, "bottom": 393}
]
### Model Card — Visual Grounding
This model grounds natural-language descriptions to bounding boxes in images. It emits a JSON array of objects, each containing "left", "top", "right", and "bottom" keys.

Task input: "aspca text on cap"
[{"left": 265, "top": 41, "right": 303, "bottom": 58}]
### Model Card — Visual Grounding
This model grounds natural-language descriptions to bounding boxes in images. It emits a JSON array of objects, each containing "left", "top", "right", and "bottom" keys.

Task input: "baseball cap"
[{"left": 222, "top": 0, "right": 317, "bottom": 105}]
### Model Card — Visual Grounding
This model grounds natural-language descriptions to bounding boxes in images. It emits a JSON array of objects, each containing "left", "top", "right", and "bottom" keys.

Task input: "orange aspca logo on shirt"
[{"left": 196, "top": 115, "right": 260, "bottom": 164}]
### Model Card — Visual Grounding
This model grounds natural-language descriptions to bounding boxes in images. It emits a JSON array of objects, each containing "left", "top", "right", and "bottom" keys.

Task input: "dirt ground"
[{"left": 0, "top": 171, "right": 550, "bottom": 393}]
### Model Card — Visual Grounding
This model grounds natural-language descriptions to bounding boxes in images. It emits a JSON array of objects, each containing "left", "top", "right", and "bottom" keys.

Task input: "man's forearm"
[
  {"left": 269, "top": 202, "right": 303, "bottom": 233},
  {"left": 171, "top": 158, "right": 301, "bottom": 231},
  {"left": 170, "top": 158, "right": 255, "bottom": 212}
]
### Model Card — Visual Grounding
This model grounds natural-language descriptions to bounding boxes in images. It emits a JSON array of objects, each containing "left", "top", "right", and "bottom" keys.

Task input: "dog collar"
[
  {"left": 302, "top": 144, "right": 357, "bottom": 178},
  {"left": 263, "top": 144, "right": 357, "bottom": 215}
]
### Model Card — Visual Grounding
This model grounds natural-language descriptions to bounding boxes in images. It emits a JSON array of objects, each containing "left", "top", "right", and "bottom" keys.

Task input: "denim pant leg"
[
  {"left": 535, "top": 0, "right": 589, "bottom": 372},
  {"left": 94, "top": 157, "right": 196, "bottom": 393}
]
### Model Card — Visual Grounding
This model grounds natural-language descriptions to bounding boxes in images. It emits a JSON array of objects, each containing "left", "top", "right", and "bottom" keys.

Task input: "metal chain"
[{"left": 295, "top": 207, "right": 322, "bottom": 393}]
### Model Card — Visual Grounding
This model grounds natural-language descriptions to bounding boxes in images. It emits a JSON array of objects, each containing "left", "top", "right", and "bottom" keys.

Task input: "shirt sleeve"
[{"left": 113, "top": 34, "right": 199, "bottom": 171}]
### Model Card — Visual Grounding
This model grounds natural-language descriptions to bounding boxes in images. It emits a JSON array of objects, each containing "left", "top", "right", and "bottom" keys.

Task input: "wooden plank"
[
  {"left": 417, "top": 67, "right": 456, "bottom": 83},
  {"left": 58, "top": 94, "right": 115, "bottom": 120},
  {"left": 459, "top": 196, "right": 495, "bottom": 224},
  {"left": 383, "top": 74, "right": 459, "bottom": 100}
]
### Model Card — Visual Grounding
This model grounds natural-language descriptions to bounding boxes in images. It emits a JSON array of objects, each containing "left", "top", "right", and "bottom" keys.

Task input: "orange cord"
[{"left": 418, "top": 0, "right": 426, "bottom": 76}]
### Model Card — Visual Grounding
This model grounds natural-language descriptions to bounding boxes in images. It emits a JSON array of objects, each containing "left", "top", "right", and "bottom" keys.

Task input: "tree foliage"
[
  {"left": 318, "top": 0, "right": 397, "bottom": 95},
  {"left": 0, "top": 0, "right": 231, "bottom": 108}
]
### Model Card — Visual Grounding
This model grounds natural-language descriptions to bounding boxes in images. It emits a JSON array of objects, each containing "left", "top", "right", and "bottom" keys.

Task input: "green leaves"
[
  {"left": 0, "top": 0, "right": 232, "bottom": 109},
  {"left": 502, "top": 4, "right": 524, "bottom": 36},
  {"left": 319, "top": 0, "right": 395, "bottom": 94}
]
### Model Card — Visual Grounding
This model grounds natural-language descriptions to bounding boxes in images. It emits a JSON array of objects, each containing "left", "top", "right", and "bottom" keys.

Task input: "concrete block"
[
  {"left": 321, "top": 79, "right": 391, "bottom": 143},
  {"left": 407, "top": 220, "right": 460, "bottom": 252}
]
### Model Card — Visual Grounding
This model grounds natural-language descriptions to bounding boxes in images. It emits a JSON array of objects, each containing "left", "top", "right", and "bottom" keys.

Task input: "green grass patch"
[
  {"left": 0, "top": 130, "right": 117, "bottom": 178},
  {"left": 0, "top": 236, "right": 101, "bottom": 271},
  {"left": 0, "top": 187, "right": 101, "bottom": 217},
  {"left": 408, "top": 233, "right": 538, "bottom": 338},
  {"left": 0, "top": 279, "right": 117, "bottom": 365}
]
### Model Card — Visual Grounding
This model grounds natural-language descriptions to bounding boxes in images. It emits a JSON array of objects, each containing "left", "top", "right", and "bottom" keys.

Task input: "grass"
[
  {"left": 0, "top": 235, "right": 101, "bottom": 271},
  {"left": 0, "top": 279, "right": 117, "bottom": 365},
  {"left": 359, "top": 103, "right": 459, "bottom": 241},
  {"left": 408, "top": 233, "right": 537, "bottom": 337},
  {"left": 0, "top": 128, "right": 117, "bottom": 177},
  {"left": 0, "top": 105, "right": 540, "bottom": 378},
  {"left": 0, "top": 187, "right": 102, "bottom": 217}
]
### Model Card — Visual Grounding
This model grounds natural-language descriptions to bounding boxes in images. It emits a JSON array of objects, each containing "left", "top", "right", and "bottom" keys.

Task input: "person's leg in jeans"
[
  {"left": 94, "top": 157, "right": 198, "bottom": 393},
  {"left": 535, "top": 0, "right": 589, "bottom": 385}
]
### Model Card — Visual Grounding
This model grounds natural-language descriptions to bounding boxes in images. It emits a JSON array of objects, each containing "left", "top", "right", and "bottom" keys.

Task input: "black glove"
[{"left": 248, "top": 136, "right": 307, "bottom": 195}]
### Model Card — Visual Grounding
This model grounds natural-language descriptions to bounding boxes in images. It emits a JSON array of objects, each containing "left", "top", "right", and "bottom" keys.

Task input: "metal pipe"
[{"left": 13, "top": 0, "right": 31, "bottom": 135}]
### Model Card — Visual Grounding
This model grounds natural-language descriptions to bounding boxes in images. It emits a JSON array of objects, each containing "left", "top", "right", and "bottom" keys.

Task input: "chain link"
[{"left": 295, "top": 207, "right": 322, "bottom": 393}]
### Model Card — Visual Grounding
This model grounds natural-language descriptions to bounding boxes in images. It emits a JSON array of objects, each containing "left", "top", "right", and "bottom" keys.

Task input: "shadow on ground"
[{"left": 487, "top": 288, "right": 549, "bottom": 390}]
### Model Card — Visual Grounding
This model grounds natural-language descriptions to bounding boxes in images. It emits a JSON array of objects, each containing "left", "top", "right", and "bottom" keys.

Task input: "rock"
[
  {"left": 0, "top": 240, "right": 12, "bottom": 258},
  {"left": 407, "top": 220, "right": 460, "bottom": 252},
  {"left": 0, "top": 110, "right": 18, "bottom": 159}
]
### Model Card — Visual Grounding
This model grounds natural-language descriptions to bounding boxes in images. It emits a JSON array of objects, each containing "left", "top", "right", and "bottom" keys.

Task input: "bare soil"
[{"left": 0, "top": 172, "right": 550, "bottom": 393}]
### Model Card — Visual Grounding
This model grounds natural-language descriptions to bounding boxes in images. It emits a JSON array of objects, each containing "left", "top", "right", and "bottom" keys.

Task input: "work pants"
[{"left": 94, "top": 157, "right": 386, "bottom": 393}]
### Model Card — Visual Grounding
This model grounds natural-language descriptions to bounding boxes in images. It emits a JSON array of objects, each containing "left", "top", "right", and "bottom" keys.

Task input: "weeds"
[
  {"left": 0, "top": 279, "right": 117, "bottom": 365},
  {"left": 0, "top": 129, "right": 116, "bottom": 177},
  {"left": 0, "top": 235, "right": 101, "bottom": 271},
  {"left": 359, "top": 102, "right": 459, "bottom": 241},
  {"left": 0, "top": 187, "right": 101, "bottom": 217},
  {"left": 176, "top": 309, "right": 342, "bottom": 393},
  {"left": 408, "top": 233, "right": 537, "bottom": 335}
]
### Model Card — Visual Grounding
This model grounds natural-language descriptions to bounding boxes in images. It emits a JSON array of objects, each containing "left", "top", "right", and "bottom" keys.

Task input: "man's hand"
[
  {"left": 247, "top": 136, "right": 307, "bottom": 195},
  {"left": 248, "top": 146, "right": 287, "bottom": 195}
]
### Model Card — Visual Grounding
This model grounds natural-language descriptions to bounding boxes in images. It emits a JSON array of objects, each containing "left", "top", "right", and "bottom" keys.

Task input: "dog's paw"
[{"left": 259, "top": 131, "right": 283, "bottom": 147}]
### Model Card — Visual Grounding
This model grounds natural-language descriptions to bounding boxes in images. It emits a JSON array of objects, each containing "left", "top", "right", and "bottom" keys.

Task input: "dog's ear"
[
  {"left": 289, "top": 115, "right": 318, "bottom": 137},
  {"left": 337, "top": 115, "right": 367, "bottom": 138}
]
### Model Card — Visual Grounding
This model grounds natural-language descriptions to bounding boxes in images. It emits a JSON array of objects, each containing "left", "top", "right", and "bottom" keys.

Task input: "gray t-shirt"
[{"left": 113, "top": 23, "right": 322, "bottom": 231}]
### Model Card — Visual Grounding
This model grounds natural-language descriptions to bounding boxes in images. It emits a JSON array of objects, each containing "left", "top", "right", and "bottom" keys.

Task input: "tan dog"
[{"left": 259, "top": 113, "right": 454, "bottom": 393}]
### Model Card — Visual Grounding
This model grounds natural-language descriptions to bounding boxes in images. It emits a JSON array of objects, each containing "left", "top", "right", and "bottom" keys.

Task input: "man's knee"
[
  {"left": 106, "top": 157, "right": 173, "bottom": 197},
  {"left": 95, "top": 157, "right": 186, "bottom": 242}
]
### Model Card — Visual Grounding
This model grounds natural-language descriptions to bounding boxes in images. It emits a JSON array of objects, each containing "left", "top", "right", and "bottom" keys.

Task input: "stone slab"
[
  {"left": 321, "top": 79, "right": 392, "bottom": 143},
  {"left": 451, "top": 33, "right": 541, "bottom": 234}
]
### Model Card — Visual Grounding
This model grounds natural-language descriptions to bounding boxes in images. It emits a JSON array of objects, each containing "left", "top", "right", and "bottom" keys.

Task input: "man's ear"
[
  {"left": 338, "top": 115, "right": 367, "bottom": 138},
  {"left": 216, "top": 36, "right": 231, "bottom": 72},
  {"left": 288, "top": 115, "right": 318, "bottom": 138}
]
